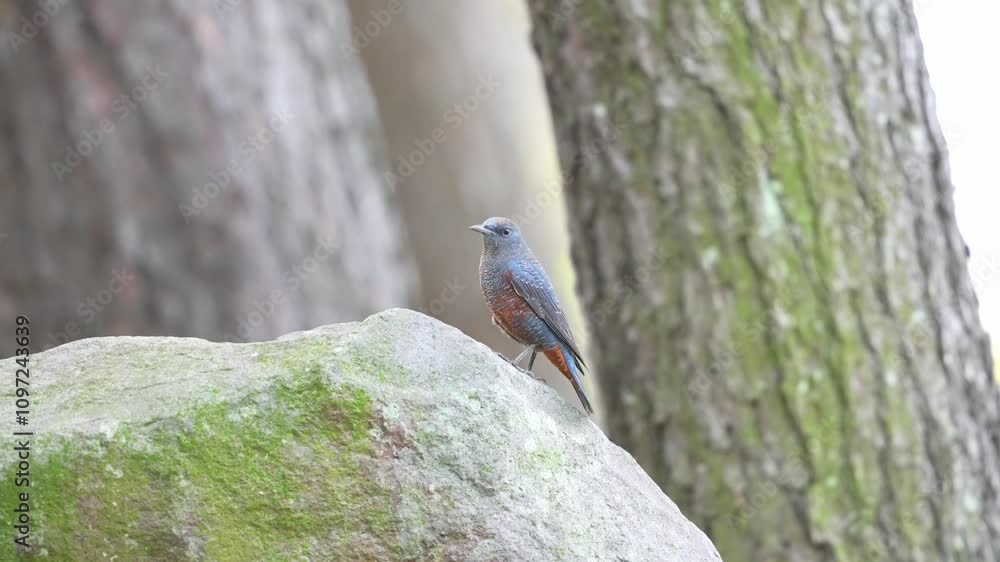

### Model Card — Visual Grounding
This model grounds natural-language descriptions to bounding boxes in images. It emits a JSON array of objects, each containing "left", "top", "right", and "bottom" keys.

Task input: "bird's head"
[{"left": 469, "top": 217, "right": 524, "bottom": 256}]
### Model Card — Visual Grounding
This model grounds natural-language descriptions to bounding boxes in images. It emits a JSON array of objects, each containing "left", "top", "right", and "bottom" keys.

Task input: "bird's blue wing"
[{"left": 505, "top": 263, "right": 587, "bottom": 371}]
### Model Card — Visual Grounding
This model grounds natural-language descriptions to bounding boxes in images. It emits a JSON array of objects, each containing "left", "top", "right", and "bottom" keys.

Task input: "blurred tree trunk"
[
  {"left": 0, "top": 0, "right": 418, "bottom": 357},
  {"left": 530, "top": 1, "right": 1000, "bottom": 561},
  {"left": 348, "top": 0, "right": 590, "bottom": 409}
]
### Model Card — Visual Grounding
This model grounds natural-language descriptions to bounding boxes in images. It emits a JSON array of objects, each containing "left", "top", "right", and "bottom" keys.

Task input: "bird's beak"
[{"left": 469, "top": 224, "right": 490, "bottom": 235}]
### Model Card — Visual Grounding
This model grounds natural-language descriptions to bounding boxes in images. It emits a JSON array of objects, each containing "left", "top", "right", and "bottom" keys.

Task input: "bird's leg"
[
  {"left": 513, "top": 346, "right": 534, "bottom": 365},
  {"left": 496, "top": 347, "right": 548, "bottom": 385},
  {"left": 520, "top": 348, "right": 542, "bottom": 381},
  {"left": 517, "top": 346, "right": 547, "bottom": 384}
]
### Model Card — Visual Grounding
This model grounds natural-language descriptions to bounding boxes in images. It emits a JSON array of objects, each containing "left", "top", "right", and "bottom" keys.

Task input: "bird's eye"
[{"left": 501, "top": 228, "right": 511, "bottom": 236}]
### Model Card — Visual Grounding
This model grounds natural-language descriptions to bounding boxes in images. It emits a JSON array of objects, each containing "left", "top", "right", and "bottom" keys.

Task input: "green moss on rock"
[{"left": 0, "top": 372, "right": 398, "bottom": 560}]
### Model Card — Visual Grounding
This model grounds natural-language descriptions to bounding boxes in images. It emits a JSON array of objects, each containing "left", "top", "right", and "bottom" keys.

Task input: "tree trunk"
[
  {"left": 529, "top": 1, "right": 1000, "bottom": 560},
  {"left": 0, "top": 0, "right": 418, "bottom": 357}
]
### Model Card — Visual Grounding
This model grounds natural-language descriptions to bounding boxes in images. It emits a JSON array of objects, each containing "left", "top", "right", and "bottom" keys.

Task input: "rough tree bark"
[
  {"left": 530, "top": 1, "right": 1000, "bottom": 561},
  {"left": 0, "top": 0, "right": 418, "bottom": 357}
]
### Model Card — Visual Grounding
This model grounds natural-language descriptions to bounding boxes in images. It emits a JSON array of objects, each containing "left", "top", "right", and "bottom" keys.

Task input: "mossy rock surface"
[{"left": 0, "top": 309, "right": 721, "bottom": 561}]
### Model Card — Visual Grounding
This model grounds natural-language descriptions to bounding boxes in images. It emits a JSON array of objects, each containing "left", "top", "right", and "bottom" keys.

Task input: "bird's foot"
[{"left": 495, "top": 351, "right": 548, "bottom": 385}]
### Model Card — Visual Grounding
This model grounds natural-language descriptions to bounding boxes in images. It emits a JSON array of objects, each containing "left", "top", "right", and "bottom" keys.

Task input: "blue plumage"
[{"left": 470, "top": 217, "right": 594, "bottom": 414}]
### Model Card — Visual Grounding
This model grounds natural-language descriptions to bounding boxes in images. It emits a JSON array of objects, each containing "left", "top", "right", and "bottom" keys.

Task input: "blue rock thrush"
[{"left": 470, "top": 217, "right": 594, "bottom": 414}]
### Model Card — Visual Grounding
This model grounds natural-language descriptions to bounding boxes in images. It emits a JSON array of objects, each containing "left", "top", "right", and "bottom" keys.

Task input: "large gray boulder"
[{"left": 0, "top": 309, "right": 721, "bottom": 561}]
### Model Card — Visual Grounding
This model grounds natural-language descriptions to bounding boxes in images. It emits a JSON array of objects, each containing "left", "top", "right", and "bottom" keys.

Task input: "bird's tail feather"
[{"left": 545, "top": 346, "right": 594, "bottom": 415}]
